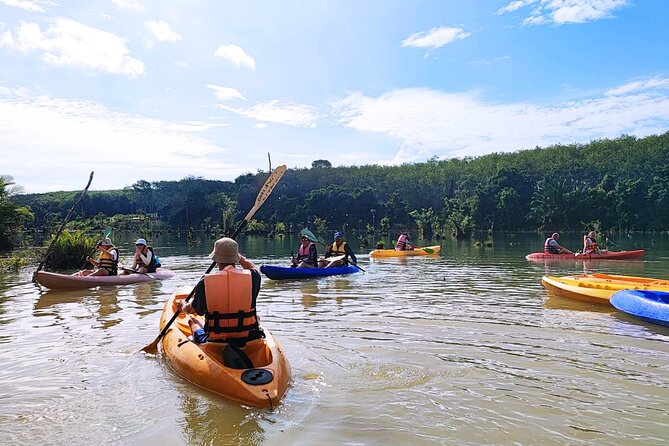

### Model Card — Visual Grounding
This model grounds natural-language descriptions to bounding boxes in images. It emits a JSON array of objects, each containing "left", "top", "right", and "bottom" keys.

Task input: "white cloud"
[
  {"left": 217, "top": 99, "right": 317, "bottom": 127},
  {"left": 402, "top": 26, "right": 470, "bottom": 49},
  {"left": 0, "top": 18, "right": 144, "bottom": 77},
  {"left": 497, "top": 0, "right": 629, "bottom": 25},
  {"left": 112, "top": 0, "right": 144, "bottom": 11},
  {"left": 207, "top": 84, "right": 246, "bottom": 101},
  {"left": 332, "top": 81, "right": 669, "bottom": 164},
  {"left": 606, "top": 76, "right": 669, "bottom": 96},
  {"left": 0, "top": 85, "right": 240, "bottom": 192},
  {"left": 144, "top": 19, "right": 182, "bottom": 44},
  {"left": 213, "top": 44, "right": 256, "bottom": 70},
  {"left": 1, "top": 0, "right": 49, "bottom": 13}
]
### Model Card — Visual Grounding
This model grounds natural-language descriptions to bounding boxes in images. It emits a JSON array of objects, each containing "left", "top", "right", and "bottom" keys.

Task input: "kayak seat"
[{"left": 223, "top": 344, "right": 254, "bottom": 369}]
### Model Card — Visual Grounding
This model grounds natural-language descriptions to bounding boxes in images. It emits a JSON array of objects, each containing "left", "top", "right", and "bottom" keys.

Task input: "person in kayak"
[
  {"left": 120, "top": 238, "right": 160, "bottom": 274},
  {"left": 319, "top": 231, "right": 357, "bottom": 268},
  {"left": 78, "top": 238, "right": 119, "bottom": 276},
  {"left": 395, "top": 232, "right": 415, "bottom": 251},
  {"left": 291, "top": 235, "right": 318, "bottom": 268},
  {"left": 583, "top": 231, "right": 600, "bottom": 254},
  {"left": 177, "top": 237, "right": 263, "bottom": 345},
  {"left": 544, "top": 232, "right": 573, "bottom": 254}
]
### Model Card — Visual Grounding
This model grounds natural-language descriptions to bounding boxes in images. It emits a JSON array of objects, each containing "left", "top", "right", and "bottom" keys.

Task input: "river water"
[{"left": 1, "top": 232, "right": 668, "bottom": 445}]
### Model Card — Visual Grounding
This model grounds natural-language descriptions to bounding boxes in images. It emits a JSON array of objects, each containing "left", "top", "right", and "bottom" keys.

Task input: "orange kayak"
[
  {"left": 541, "top": 274, "right": 669, "bottom": 305},
  {"left": 370, "top": 245, "right": 440, "bottom": 257},
  {"left": 159, "top": 287, "right": 291, "bottom": 408}
]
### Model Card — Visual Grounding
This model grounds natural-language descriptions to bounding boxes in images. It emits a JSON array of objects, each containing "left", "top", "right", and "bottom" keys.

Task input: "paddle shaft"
[
  {"left": 142, "top": 165, "right": 286, "bottom": 353},
  {"left": 33, "top": 171, "right": 94, "bottom": 280}
]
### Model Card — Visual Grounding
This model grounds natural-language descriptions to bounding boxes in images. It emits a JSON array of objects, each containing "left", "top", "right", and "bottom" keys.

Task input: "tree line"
[{"left": 3, "top": 131, "right": 669, "bottom": 250}]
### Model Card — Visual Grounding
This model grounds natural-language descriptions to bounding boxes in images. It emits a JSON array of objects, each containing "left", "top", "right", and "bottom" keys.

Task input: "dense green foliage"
[
  {"left": 0, "top": 175, "right": 33, "bottom": 249},
  {"left": 44, "top": 230, "right": 99, "bottom": 270},
  {"left": 13, "top": 132, "right": 669, "bottom": 241}
]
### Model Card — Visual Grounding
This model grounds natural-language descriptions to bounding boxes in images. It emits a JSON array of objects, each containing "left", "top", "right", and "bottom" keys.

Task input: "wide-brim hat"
[
  {"left": 135, "top": 238, "right": 147, "bottom": 246},
  {"left": 99, "top": 237, "right": 113, "bottom": 246},
  {"left": 209, "top": 237, "right": 240, "bottom": 264}
]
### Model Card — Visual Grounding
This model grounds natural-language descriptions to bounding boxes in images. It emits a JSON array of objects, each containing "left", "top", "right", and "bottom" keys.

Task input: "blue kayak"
[
  {"left": 610, "top": 289, "right": 669, "bottom": 327},
  {"left": 260, "top": 264, "right": 360, "bottom": 280}
]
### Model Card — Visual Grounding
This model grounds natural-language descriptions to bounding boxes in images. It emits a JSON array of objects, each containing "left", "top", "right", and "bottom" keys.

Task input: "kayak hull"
[
  {"left": 160, "top": 287, "right": 290, "bottom": 408},
  {"left": 260, "top": 264, "right": 359, "bottom": 280},
  {"left": 610, "top": 290, "right": 669, "bottom": 327},
  {"left": 541, "top": 274, "right": 669, "bottom": 305},
  {"left": 370, "top": 246, "right": 441, "bottom": 257},
  {"left": 526, "top": 249, "right": 644, "bottom": 261},
  {"left": 541, "top": 275, "right": 614, "bottom": 304},
  {"left": 34, "top": 269, "right": 175, "bottom": 290}
]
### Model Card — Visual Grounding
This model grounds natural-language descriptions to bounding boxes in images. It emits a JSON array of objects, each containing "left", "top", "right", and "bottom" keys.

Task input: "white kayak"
[{"left": 34, "top": 269, "right": 175, "bottom": 290}]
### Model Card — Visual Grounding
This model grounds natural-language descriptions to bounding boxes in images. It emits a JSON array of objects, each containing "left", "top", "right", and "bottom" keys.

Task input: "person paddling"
[
  {"left": 582, "top": 231, "right": 600, "bottom": 254},
  {"left": 319, "top": 231, "right": 357, "bottom": 268},
  {"left": 77, "top": 238, "right": 119, "bottom": 276},
  {"left": 121, "top": 238, "right": 160, "bottom": 274},
  {"left": 395, "top": 232, "right": 415, "bottom": 251},
  {"left": 544, "top": 232, "right": 573, "bottom": 254},
  {"left": 291, "top": 235, "right": 318, "bottom": 268},
  {"left": 177, "top": 237, "right": 263, "bottom": 345}
]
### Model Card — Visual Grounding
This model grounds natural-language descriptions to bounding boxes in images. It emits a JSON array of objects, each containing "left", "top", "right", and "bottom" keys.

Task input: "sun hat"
[
  {"left": 99, "top": 237, "right": 113, "bottom": 246},
  {"left": 334, "top": 231, "right": 342, "bottom": 238},
  {"left": 209, "top": 237, "right": 240, "bottom": 264},
  {"left": 135, "top": 238, "right": 147, "bottom": 246}
]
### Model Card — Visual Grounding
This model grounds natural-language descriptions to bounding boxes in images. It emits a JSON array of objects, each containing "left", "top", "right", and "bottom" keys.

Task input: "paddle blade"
[
  {"left": 243, "top": 165, "right": 287, "bottom": 221},
  {"left": 141, "top": 337, "right": 160, "bottom": 354},
  {"left": 422, "top": 247, "right": 434, "bottom": 254},
  {"left": 103, "top": 227, "right": 112, "bottom": 238},
  {"left": 300, "top": 228, "right": 319, "bottom": 243}
]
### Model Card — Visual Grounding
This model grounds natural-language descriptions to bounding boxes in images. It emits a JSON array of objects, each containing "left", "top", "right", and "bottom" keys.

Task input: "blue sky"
[{"left": 1, "top": 0, "right": 668, "bottom": 193}]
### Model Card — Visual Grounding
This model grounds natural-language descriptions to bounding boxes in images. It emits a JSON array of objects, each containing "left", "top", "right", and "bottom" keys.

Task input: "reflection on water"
[{"left": 1, "top": 233, "right": 669, "bottom": 445}]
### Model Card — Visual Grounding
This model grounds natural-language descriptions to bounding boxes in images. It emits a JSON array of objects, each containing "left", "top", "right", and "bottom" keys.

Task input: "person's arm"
[
  {"left": 346, "top": 244, "right": 357, "bottom": 264},
  {"left": 139, "top": 249, "right": 152, "bottom": 265},
  {"left": 180, "top": 279, "right": 207, "bottom": 315},
  {"left": 238, "top": 254, "right": 258, "bottom": 272},
  {"left": 308, "top": 245, "right": 318, "bottom": 264},
  {"left": 324, "top": 245, "right": 332, "bottom": 258}
]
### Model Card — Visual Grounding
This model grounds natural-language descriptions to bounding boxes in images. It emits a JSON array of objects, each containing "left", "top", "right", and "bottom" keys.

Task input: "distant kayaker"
[
  {"left": 583, "top": 231, "right": 600, "bottom": 254},
  {"left": 544, "top": 232, "right": 573, "bottom": 254},
  {"left": 395, "top": 232, "right": 415, "bottom": 251},
  {"left": 319, "top": 231, "right": 357, "bottom": 268},
  {"left": 292, "top": 235, "right": 318, "bottom": 268},
  {"left": 78, "top": 238, "right": 119, "bottom": 276},
  {"left": 120, "top": 238, "right": 160, "bottom": 274},
  {"left": 177, "top": 237, "right": 263, "bottom": 345}
]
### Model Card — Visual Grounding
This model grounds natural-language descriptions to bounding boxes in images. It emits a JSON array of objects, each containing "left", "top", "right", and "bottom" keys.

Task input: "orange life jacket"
[
  {"left": 202, "top": 266, "right": 261, "bottom": 343},
  {"left": 584, "top": 237, "right": 598, "bottom": 254}
]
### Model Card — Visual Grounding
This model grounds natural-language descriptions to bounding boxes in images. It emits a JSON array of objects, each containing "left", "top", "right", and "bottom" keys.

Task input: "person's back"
[{"left": 395, "top": 233, "right": 414, "bottom": 251}]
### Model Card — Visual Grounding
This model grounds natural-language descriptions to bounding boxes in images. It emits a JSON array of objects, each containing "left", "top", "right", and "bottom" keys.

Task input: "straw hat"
[{"left": 209, "top": 237, "right": 240, "bottom": 264}]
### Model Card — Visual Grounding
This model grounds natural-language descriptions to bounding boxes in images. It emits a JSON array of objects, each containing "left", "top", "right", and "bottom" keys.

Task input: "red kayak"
[{"left": 526, "top": 249, "right": 644, "bottom": 261}]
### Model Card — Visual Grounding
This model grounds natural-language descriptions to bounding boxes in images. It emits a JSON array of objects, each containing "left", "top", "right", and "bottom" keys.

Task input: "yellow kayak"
[
  {"left": 541, "top": 274, "right": 669, "bottom": 305},
  {"left": 160, "top": 287, "right": 291, "bottom": 408},
  {"left": 370, "top": 245, "right": 441, "bottom": 257}
]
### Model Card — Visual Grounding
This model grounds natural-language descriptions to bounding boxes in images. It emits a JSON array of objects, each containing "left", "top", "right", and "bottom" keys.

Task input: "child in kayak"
[{"left": 78, "top": 238, "right": 119, "bottom": 276}]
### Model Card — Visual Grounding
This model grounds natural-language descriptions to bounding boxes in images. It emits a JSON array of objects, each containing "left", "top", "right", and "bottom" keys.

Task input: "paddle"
[
  {"left": 300, "top": 228, "right": 366, "bottom": 272},
  {"left": 120, "top": 266, "right": 156, "bottom": 279},
  {"left": 33, "top": 171, "right": 94, "bottom": 282},
  {"left": 141, "top": 164, "right": 287, "bottom": 354}
]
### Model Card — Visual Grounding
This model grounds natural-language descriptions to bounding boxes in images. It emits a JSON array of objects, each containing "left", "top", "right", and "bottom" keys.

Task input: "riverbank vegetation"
[{"left": 5, "top": 131, "right": 669, "bottom": 251}]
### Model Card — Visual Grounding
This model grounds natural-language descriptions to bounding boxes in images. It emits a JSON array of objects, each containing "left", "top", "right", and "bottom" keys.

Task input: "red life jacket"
[
  {"left": 298, "top": 242, "right": 313, "bottom": 258},
  {"left": 202, "top": 266, "right": 260, "bottom": 343},
  {"left": 396, "top": 234, "right": 408, "bottom": 250},
  {"left": 544, "top": 237, "right": 560, "bottom": 254}
]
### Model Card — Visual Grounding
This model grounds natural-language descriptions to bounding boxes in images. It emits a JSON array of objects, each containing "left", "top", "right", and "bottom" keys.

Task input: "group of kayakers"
[
  {"left": 77, "top": 237, "right": 161, "bottom": 277},
  {"left": 291, "top": 231, "right": 358, "bottom": 269},
  {"left": 544, "top": 231, "right": 601, "bottom": 255}
]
